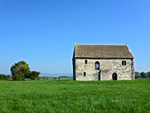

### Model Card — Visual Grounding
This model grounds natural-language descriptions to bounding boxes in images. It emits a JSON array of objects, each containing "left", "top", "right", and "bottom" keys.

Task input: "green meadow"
[{"left": 0, "top": 79, "right": 150, "bottom": 113}]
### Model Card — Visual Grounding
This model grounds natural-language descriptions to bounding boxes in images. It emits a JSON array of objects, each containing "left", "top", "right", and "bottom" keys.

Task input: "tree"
[
  {"left": 135, "top": 72, "right": 141, "bottom": 78},
  {"left": 0, "top": 74, "right": 11, "bottom": 80},
  {"left": 30, "top": 71, "right": 40, "bottom": 80},
  {"left": 141, "top": 72, "right": 148, "bottom": 78},
  {"left": 148, "top": 72, "right": 150, "bottom": 78},
  {"left": 10, "top": 61, "right": 30, "bottom": 81}
]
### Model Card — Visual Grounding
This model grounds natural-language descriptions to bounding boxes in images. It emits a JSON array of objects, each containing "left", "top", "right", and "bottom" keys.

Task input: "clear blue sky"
[{"left": 0, "top": 0, "right": 150, "bottom": 74}]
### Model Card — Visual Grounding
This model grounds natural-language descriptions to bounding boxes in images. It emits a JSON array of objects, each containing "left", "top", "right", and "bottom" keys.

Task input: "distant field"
[{"left": 0, "top": 79, "right": 150, "bottom": 113}]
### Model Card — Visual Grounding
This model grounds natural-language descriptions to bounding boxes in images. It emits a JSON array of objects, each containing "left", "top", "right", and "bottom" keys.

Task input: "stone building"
[{"left": 72, "top": 44, "right": 135, "bottom": 81}]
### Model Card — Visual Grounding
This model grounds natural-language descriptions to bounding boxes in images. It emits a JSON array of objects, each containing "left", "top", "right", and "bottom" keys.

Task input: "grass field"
[{"left": 0, "top": 79, "right": 150, "bottom": 113}]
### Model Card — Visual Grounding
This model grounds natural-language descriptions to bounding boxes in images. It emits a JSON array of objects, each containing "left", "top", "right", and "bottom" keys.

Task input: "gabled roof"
[{"left": 74, "top": 44, "right": 134, "bottom": 59}]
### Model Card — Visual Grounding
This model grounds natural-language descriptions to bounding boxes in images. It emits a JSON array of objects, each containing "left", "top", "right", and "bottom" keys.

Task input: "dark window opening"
[
  {"left": 95, "top": 61, "right": 100, "bottom": 70},
  {"left": 85, "top": 60, "right": 87, "bottom": 64},
  {"left": 84, "top": 72, "right": 86, "bottom": 76},
  {"left": 122, "top": 61, "right": 126, "bottom": 65}
]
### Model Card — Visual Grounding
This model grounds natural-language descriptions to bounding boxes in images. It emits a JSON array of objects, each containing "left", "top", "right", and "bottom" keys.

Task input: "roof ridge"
[{"left": 75, "top": 44, "right": 126, "bottom": 46}]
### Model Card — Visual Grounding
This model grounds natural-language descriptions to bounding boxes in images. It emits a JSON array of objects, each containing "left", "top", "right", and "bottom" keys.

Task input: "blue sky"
[{"left": 0, "top": 0, "right": 150, "bottom": 74}]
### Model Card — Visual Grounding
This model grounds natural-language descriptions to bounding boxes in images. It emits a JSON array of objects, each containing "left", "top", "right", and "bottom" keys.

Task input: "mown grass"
[{"left": 0, "top": 79, "right": 150, "bottom": 113}]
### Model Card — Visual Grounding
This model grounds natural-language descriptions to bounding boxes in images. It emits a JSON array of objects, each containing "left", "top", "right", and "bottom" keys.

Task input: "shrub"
[
  {"left": 30, "top": 71, "right": 40, "bottom": 80},
  {"left": 0, "top": 74, "right": 12, "bottom": 81}
]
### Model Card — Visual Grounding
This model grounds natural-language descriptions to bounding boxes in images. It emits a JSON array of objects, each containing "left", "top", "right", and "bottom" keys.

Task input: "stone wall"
[{"left": 75, "top": 58, "right": 134, "bottom": 81}]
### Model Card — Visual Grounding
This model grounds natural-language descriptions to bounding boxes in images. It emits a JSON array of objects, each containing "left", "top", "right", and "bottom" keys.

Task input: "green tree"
[
  {"left": 148, "top": 72, "right": 150, "bottom": 78},
  {"left": 10, "top": 61, "right": 30, "bottom": 81},
  {"left": 30, "top": 71, "right": 40, "bottom": 80},
  {"left": 0, "top": 74, "right": 11, "bottom": 80},
  {"left": 135, "top": 72, "right": 141, "bottom": 78},
  {"left": 141, "top": 72, "right": 148, "bottom": 78}
]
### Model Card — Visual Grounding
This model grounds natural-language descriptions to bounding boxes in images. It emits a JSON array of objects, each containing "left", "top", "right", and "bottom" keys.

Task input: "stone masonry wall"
[{"left": 75, "top": 59, "right": 134, "bottom": 81}]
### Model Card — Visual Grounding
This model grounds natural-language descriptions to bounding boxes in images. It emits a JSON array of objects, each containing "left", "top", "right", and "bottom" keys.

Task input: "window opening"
[
  {"left": 85, "top": 60, "right": 87, "bottom": 64},
  {"left": 122, "top": 61, "right": 126, "bottom": 65},
  {"left": 95, "top": 61, "right": 100, "bottom": 70}
]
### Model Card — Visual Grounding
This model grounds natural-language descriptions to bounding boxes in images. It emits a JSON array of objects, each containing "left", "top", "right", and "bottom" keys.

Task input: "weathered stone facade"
[
  {"left": 72, "top": 44, "right": 135, "bottom": 81},
  {"left": 74, "top": 59, "right": 134, "bottom": 81}
]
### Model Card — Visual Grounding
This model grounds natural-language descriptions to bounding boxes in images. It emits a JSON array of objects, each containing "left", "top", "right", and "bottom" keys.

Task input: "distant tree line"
[
  {"left": 0, "top": 74, "right": 11, "bottom": 80},
  {"left": 135, "top": 72, "right": 150, "bottom": 79}
]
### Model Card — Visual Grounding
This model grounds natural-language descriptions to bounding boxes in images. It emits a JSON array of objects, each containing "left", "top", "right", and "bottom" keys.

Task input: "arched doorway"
[{"left": 112, "top": 73, "right": 117, "bottom": 80}]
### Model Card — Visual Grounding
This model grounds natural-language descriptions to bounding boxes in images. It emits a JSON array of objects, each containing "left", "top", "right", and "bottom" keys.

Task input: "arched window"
[{"left": 95, "top": 61, "right": 100, "bottom": 70}]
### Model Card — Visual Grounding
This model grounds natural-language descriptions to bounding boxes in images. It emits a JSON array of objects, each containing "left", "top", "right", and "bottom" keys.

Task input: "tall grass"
[{"left": 0, "top": 79, "right": 150, "bottom": 113}]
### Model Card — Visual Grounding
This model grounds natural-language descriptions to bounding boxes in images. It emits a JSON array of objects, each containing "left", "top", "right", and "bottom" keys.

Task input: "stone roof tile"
[{"left": 74, "top": 44, "right": 134, "bottom": 59}]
